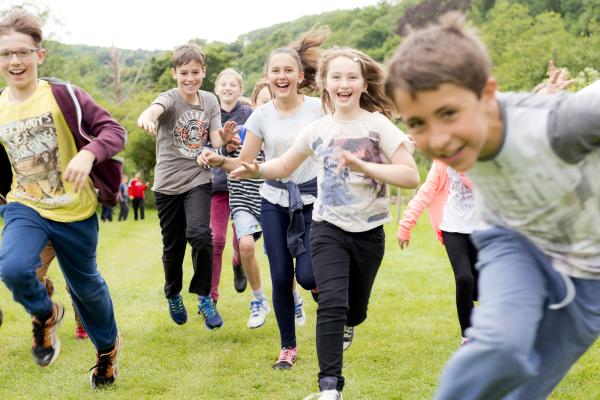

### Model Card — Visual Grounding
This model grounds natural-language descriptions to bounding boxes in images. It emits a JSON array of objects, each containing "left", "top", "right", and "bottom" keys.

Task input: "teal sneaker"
[
  {"left": 198, "top": 296, "right": 223, "bottom": 330},
  {"left": 167, "top": 294, "right": 188, "bottom": 325}
]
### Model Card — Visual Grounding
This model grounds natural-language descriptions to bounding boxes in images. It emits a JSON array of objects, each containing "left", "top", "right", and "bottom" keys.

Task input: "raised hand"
[{"left": 220, "top": 120, "right": 237, "bottom": 143}]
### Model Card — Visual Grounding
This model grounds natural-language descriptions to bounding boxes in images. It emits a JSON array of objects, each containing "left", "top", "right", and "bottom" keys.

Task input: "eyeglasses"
[{"left": 0, "top": 48, "right": 41, "bottom": 59}]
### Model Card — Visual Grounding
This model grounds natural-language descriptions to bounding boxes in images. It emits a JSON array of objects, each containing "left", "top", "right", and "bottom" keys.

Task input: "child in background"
[
  {"left": 0, "top": 9, "right": 123, "bottom": 388},
  {"left": 128, "top": 171, "right": 148, "bottom": 220},
  {"left": 386, "top": 12, "right": 600, "bottom": 400},
  {"left": 398, "top": 159, "right": 479, "bottom": 344},
  {"left": 230, "top": 46, "right": 419, "bottom": 400},
  {"left": 137, "top": 43, "right": 234, "bottom": 330},
  {"left": 212, "top": 68, "right": 272, "bottom": 328},
  {"left": 199, "top": 27, "right": 329, "bottom": 369},
  {"left": 210, "top": 68, "right": 246, "bottom": 306},
  {"left": 117, "top": 174, "right": 129, "bottom": 221}
]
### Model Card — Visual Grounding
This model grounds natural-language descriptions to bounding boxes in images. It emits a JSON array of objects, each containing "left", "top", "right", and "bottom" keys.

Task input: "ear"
[
  {"left": 481, "top": 77, "right": 497, "bottom": 103},
  {"left": 37, "top": 48, "right": 47, "bottom": 65},
  {"left": 202, "top": 66, "right": 206, "bottom": 78},
  {"left": 171, "top": 67, "right": 177, "bottom": 80},
  {"left": 298, "top": 70, "right": 305, "bottom": 84}
]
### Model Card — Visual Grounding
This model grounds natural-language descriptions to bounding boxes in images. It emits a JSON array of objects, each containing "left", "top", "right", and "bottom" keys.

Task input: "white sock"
[
  {"left": 253, "top": 289, "right": 267, "bottom": 301},
  {"left": 293, "top": 288, "right": 301, "bottom": 304}
]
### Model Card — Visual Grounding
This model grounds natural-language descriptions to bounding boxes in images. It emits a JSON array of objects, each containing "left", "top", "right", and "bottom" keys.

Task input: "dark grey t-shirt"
[{"left": 152, "top": 89, "right": 222, "bottom": 195}]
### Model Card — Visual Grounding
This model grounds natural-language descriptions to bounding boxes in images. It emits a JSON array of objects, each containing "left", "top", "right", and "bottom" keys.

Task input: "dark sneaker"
[
  {"left": 273, "top": 346, "right": 297, "bottom": 370},
  {"left": 0, "top": 305, "right": 3, "bottom": 327},
  {"left": 198, "top": 296, "right": 223, "bottom": 330},
  {"left": 90, "top": 335, "right": 122, "bottom": 389},
  {"left": 342, "top": 325, "right": 354, "bottom": 351},
  {"left": 233, "top": 262, "right": 247, "bottom": 293},
  {"left": 167, "top": 294, "right": 188, "bottom": 325},
  {"left": 31, "top": 302, "right": 64, "bottom": 367}
]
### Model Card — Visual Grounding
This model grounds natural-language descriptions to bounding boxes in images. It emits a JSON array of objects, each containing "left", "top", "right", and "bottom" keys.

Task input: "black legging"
[
  {"left": 132, "top": 197, "right": 145, "bottom": 220},
  {"left": 442, "top": 231, "right": 479, "bottom": 337}
]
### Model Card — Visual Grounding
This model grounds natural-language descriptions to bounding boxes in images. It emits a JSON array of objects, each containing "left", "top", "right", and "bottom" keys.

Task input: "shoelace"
[
  {"left": 295, "top": 301, "right": 304, "bottom": 318},
  {"left": 278, "top": 347, "right": 296, "bottom": 364},
  {"left": 198, "top": 297, "right": 216, "bottom": 318},
  {"left": 249, "top": 300, "right": 264, "bottom": 316},
  {"left": 168, "top": 296, "right": 185, "bottom": 314},
  {"left": 343, "top": 326, "right": 354, "bottom": 339},
  {"left": 89, "top": 351, "right": 112, "bottom": 376}
]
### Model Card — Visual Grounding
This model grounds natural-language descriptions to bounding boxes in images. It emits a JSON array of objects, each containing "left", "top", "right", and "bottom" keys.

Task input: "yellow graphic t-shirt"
[{"left": 0, "top": 80, "right": 97, "bottom": 222}]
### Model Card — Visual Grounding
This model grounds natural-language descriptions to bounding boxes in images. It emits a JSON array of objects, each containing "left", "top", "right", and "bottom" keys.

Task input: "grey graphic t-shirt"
[
  {"left": 294, "top": 112, "right": 413, "bottom": 232},
  {"left": 152, "top": 89, "right": 222, "bottom": 195}
]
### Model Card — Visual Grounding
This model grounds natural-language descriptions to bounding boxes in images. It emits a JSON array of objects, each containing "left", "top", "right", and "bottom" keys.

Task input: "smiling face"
[
  {"left": 215, "top": 73, "right": 242, "bottom": 106},
  {"left": 0, "top": 30, "right": 45, "bottom": 97},
  {"left": 172, "top": 60, "right": 205, "bottom": 102},
  {"left": 393, "top": 81, "right": 500, "bottom": 172},
  {"left": 266, "top": 52, "right": 303, "bottom": 100},
  {"left": 324, "top": 56, "right": 366, "bottom": 116}
]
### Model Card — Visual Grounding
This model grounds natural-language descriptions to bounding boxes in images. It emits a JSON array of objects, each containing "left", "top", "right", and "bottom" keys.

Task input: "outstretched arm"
[
  {"left": 137, "top": 104, "right": 165, "bottom": 135},
  {"left": 229, "top": 147, "right": 308, "bottom": 180}
]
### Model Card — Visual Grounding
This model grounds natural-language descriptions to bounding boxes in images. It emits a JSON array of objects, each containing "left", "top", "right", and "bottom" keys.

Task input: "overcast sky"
[{"left": 6, "top": 0, "right": 383, "bottom": 50}]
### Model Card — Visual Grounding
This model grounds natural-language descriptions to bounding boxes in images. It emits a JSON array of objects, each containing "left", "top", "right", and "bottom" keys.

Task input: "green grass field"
[{"left": 0, "top": 208, "right": 599, "bottom": 399}]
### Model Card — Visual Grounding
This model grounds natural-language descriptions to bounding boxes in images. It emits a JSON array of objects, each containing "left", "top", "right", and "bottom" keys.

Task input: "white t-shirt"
[
  {"left": 294, "top": 112, "right": 413, "bottom": 232},
  {"left": 439, "top": 167, "right": 480, "bottom": 234},
  {"left": 245, "top": 95, "right": 323, "bottom": 207}
]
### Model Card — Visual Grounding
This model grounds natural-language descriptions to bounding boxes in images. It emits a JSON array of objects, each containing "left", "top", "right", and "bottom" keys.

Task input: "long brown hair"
[
  {"left": 264, "top": 26, "right": 330, "bottom": 94},
  {"left": 317, "top": 46, "right": 395, "bottom": 118}
]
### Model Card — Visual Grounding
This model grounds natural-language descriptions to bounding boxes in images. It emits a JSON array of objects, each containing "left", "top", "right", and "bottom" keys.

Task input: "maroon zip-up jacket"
[{"left": 0, "top": 78, "right": 126, "bottom": 207}]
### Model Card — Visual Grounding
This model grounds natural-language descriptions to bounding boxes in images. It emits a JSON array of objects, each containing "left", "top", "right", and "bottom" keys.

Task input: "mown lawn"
[{"left": 0, "top": 208, "right": 598, "bottom": 399}]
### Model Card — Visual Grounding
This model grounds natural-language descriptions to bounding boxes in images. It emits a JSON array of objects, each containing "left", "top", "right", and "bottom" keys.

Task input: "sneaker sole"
[
  {"left": 247, "top": 319, "right": 266, "bottom": 329},
  {"left": 205, "top": 322, "right": 224, "bottom": 331}
]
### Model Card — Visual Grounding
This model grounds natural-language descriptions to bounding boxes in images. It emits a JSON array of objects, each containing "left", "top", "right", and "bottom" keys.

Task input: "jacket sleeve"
[
  {"left": 75, "top": 87, "right": 126, "bottom": 163},
  {"left": 397, "top": 160, "right": 444, "bottom": 241}
]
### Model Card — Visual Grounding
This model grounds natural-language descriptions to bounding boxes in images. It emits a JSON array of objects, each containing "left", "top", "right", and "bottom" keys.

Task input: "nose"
[{"left": 428, "top": 126, "right": 452, "bottom": 154}]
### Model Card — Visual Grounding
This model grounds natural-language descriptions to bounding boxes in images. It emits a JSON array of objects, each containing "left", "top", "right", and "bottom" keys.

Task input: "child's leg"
[
  {"left": 441, "top": 231, "right": 478, "bottom": 337},
  {"left": 310, "top": 221, "right": 352, "bottom": 392},
  {"left": 503, "top": 278, "right": 600, "bottom": 399},
  {"left": 261, "top": 199, "right": 296, "bottom": 348},
  {"left": 0, "top": 203, "right": 52, "bottom": 318},
  {"left": 232, "top": 223, "right": 240, "bottom": 266},
  {"left": 239, "top": 235, "right": 261, "bottom": 291},
  {"left": 139, "top": 198, "right": 145, "bottom": 220},
  {"left": 49, "top": 214, "right": 117, "bottom": 351},
  {"left": 346, "top": 226, "right": 385, "bottom": 328},
  {"left": 210, "top": 191, "right": 229, "bottom": 301},
  {"left": 294, "top": 204, "right": 317, "bottom": 291},
  {"left": 132, "top": 198, "right": 140, "bottom": 220},
  {"left": 155, "top": 191, "right": 187, "bottom": 298},
  {"left": 436, "top": 226, "right": 553, "bottom": 400},
  {"left": 183, "top": 184, "right": 213, "bottom": 297}
]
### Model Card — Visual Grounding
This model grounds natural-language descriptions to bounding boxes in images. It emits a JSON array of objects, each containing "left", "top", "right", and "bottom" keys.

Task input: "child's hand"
[
  {"left": 64, "top": 149, "right": 96, "bottom": 192},
  {"left": 398, "top": 238, "right": 410, "bottom": 249},
  {"left": 230, "top": 160, "right": 261, "bottom": 180},
  {"left": 220, "top": 120, "right": 237, "bottom": 143},
  {"left": 225, "top": 134, "right": 241, "bottom": 153},
  {"left": 533, "top": 60, "right": 577, "bottom": 94},
  {"left": 197, "top": 148, "right": 224, "bottom": 168},
  {"left": 137, "top": 115, "right": 157, "bottom": 135},
  {"left": 337, "top": 150, "right": 365, "bottom": 174}
]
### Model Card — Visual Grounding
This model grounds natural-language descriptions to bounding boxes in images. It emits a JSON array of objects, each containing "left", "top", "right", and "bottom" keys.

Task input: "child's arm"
[
  {"left": 197, "top": 128, "right": 263, "bottom": 172},
  {"left": 397, "top": 161, "right": 445, "bottom": 248},
  {"left": 137, "top": 104, "right": 165, "bottom": 135},
  {"left": 338, "top": 144, "right": 419, "bottom": 189},
  {"left": 64, "top": 150, "right": 96, "bottom": 192},
  {"left": 229, "top": 147, "right": 307, "bottom": 180}
]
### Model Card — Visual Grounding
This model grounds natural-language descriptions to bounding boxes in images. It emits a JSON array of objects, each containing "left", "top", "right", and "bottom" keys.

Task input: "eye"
[
  {"left": 0, "top": 51, "right": 11, "bottom": 57},
  {"left": 407, "top": 119, "right": 424, "bottom": 131},
  {"left": 17, "top": 49, "right": 33, "bottom": 57},
  {"left": 441, "top": 109, "right": 456, "bottom": 119}
]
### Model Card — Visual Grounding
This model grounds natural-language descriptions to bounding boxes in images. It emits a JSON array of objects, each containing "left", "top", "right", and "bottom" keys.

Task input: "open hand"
[
  {"left": 229, "top": 160, "right": 261, "bottom": 180},
  {"left": 220, "top": 120, "right": 237, "bottom": 143}
]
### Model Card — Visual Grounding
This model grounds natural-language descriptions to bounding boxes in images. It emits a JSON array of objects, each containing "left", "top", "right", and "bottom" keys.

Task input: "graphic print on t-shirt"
[
  {"left": 315, "top": 131, "right": 387, "bottom": 209},
  {"left": 173, "top": 109, "right": 209, "bottom": 158},
  {"left": 0, "top": 112, "right": 68, "bottom": 204}
]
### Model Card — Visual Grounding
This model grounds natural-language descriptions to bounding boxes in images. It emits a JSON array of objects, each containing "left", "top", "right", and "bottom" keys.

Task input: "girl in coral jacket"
[{"left": 398, "top": 159, "right": 480, "bottom": 344}]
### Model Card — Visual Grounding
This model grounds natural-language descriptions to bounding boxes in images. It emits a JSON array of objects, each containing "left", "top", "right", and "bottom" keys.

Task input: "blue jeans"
[
  {"left": 0, "top": 202, "right": 118, "bottom": 350},
  {"left": 260, "top": 198, "right": 316, "bottom": 348},
  {"left": 436, "top": 226, "right": 600, "bottom": 400}
]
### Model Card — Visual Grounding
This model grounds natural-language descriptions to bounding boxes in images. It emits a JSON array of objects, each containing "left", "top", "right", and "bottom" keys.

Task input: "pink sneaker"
[
  {"left": 75, "top": 325, "right": 88, "bottom": 340},
  {"left": 273, "top": 346, "right": 297, "bottom": 370}
]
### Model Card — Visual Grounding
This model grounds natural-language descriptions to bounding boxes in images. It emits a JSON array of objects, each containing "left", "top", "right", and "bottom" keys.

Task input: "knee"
[
  {"left": 239, "top": 239, "right": 255, "bottom": 259},
  {"left": 455, "top": 272, "right": 475, "bottom": 291},
  {"left": 187, "top": 227, "right": 212, "bottom": 249},
  {"left": 0, "top": 257, "right": 35, "bottom": 287},
  {"left": 296, "top": 268, "right": 316, "bottom": 290}
]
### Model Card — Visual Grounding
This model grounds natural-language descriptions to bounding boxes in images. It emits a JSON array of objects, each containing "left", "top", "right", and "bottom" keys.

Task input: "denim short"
[{"left": 232, "top": 210, "right": 262, "bottom": 240}]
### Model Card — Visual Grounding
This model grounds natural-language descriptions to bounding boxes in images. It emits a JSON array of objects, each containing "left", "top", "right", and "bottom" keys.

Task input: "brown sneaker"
[
  {"left": 31, "top": 302, "right": 64, "bottom": 367},
  {"left": 90, "top": 335, "right": 122, "bottom": 389}
]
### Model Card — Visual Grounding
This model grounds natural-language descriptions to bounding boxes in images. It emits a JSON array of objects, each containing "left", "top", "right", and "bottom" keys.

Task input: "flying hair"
[{"left": 0, "top": 8, "right": 43, "bottom": 46}]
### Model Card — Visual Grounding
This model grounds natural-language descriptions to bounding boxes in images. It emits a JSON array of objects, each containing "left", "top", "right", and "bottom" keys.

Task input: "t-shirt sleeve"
[
  {"left": 153, "top": 91, "right": 173, "bottom": 120},
  {"left": 245, "top": 107, "right": 264, "bottom": 140},
  {"left": 293, "top": 123, "right": 315, "bottom": 157},
  {"left": 207, "top": 93, "right": 222, "bottom": 131},
  {"left": 548, "top": 91, "right": 600, "bottom": 164},
  {"left": 378, "top": 114, "right": 415, "bottom": 161}
]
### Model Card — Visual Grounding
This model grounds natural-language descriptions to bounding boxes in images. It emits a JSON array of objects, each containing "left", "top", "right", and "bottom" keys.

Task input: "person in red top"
[{"left": 128, "top": 171, "right": 148, "bottom": 220}]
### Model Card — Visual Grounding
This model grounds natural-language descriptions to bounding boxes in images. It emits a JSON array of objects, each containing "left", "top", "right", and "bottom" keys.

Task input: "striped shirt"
[{"left": 226, "top": 147, "right": 264, "bottom": 220}]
